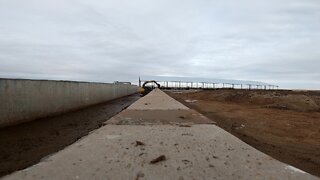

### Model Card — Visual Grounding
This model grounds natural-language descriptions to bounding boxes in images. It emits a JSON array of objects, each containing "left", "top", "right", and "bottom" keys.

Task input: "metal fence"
[{"left": 139, "top": 79, "right": 279, "bottom": 90}]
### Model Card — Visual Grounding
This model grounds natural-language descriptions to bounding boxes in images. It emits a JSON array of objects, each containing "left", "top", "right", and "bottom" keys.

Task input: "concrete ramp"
[{"left": 3, "top": 89, "right": 318, "bottom": 180}]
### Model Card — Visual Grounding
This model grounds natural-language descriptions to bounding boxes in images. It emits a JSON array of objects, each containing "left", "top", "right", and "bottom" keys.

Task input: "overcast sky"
[{"left": 0, "top": 0, "right": 320, "bottom": 89}]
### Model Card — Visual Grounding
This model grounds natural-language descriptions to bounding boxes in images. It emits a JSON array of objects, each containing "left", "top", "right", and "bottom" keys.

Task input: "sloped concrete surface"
[
  {"left": 2, "top": 89, "right": 318, "bottom": 180},
  {"left": 128, "top": 89, "right": 188, "bottom": 110},
  {"left": 106, "top": 109, "right": 214, "bottom": 125}
]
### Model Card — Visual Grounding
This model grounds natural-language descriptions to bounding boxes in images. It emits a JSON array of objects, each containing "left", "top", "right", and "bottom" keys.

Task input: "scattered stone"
[
  {"left": 181, "top": 160, "right": 193, "bottom": 168},
  {"left": 185, "top": 99, "right": 198, "bottom": 103},
  {"left": 135, "top": 171, "right": 145, "bottom": 180},
  {"left": 235, "top": 124, "right": 245, "bottom": 130},
  {"left": 179, "top": 124, "right": 191, "bottom": 127},
  {"left": 150, "top": 155, "right": 166, "bottom": 164},
  {"left": 181, "top": 133, "right": 193, "bottom": 136},
  {"left": 122, "top": 105, "right": 129, "bottom": 110},
  {"left": 135, "top": 141, "right": 145, "bottom": 146},
  {"left": 182, "top": 160, "right": 191, "bottom": 164}
]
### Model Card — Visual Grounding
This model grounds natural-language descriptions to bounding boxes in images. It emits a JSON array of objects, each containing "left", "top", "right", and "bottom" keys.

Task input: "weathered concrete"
[
  {"left": 128, "top": 89, "right": 188, "bottom": 110},
  {"left": 2, "top": 89, "right": 318, "bottom": 180},
  {"left": 0, "top": 78, "right": 139, "bottom": 127},
  {"left": 107, "top": 109, "right": 214, "bottom": 125}
]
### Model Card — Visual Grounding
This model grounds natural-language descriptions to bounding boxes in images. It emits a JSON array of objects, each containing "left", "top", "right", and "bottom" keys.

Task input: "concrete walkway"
[{"left": 2, "top": 89, "right": 318, "bottom": 180}]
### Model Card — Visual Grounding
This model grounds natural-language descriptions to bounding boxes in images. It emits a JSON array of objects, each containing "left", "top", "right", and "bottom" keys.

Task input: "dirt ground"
[
  {"left": 167, "top": 89, "right": 320, "bottom": 177},
  {"left": 0, "top": 94, "right": 140, "bottom": 177}
]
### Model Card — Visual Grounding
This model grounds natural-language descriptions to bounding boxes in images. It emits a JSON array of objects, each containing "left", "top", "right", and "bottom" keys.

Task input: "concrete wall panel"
[{"left": 0, "top": 79, "right": 139, "bottom": 128}]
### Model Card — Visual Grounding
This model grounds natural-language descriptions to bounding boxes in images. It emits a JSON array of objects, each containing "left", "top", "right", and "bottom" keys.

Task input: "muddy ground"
[
  {"left": 0, "top": 94, "right": 140, "bottom": 177},
  {"left": 167, "top": 89, "right": 320, "bottom": 177}
]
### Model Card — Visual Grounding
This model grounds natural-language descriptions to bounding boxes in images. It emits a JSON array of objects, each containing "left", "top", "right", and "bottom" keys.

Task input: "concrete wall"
[{"left": 0, "top": 78, "right": 139, "bottom": 128}]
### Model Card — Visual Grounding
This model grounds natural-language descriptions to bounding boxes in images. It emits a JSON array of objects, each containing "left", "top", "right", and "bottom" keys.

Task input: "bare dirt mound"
[{"left": 183, "top": 90, "right": 320, "bottom": 112}]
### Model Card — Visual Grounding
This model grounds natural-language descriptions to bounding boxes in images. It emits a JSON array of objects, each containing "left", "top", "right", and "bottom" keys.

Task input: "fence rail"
[{"left": 139, "top": 79, "right": 279, "bottom": 90}]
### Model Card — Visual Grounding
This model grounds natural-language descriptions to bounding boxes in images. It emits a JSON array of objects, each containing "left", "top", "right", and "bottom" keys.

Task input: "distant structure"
[
  {"left": 138, "top": 77, "right": 279, "bottom": 90},
  {"left": 114, "top": 81, "right": 131, "bottom": 85}
]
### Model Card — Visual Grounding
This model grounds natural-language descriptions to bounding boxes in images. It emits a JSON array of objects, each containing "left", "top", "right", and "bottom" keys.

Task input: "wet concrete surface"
[{"left": 0, "top": 94, "right": 140, "bottom": 177}]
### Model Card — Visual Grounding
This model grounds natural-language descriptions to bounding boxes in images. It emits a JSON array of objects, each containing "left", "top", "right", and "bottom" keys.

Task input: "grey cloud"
[{"left": 0, "top": 0, "right": 320, "bottom": 89}]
